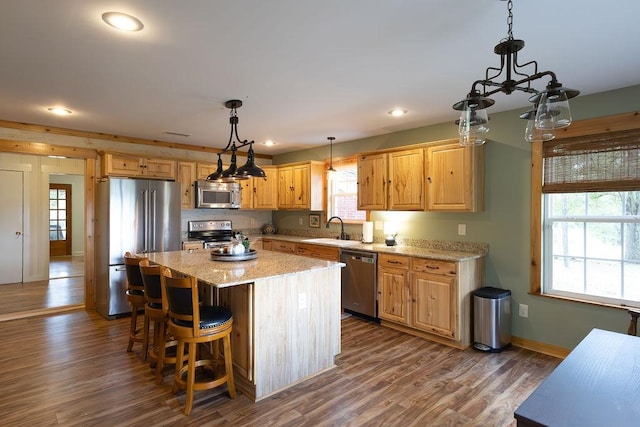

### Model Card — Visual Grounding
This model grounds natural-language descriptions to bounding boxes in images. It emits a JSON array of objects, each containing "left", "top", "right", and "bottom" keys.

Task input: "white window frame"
[{"left": 326, "top": 158, "right": 367, "bottom": 223}]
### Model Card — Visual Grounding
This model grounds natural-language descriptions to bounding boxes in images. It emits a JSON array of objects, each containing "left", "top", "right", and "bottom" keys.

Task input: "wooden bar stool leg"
[
  {"left": 173, "top": 340, "right": 185, "bottom": 394},
  {"left": 155, "top": 321, "right": 167, "bottom": 384},
  {"left": 127, "top": 307, "right": 139, "bottom": 352},
  {"left": 184, "top": 341, "right": 198, "bottom": 415},
  {"left": 142, "top": 314, "right": 150, "bottom": 361}
]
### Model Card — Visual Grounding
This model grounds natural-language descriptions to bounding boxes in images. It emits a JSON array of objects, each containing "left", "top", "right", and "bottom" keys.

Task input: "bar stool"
[
  {"left": 160, "top": 267, "right": 236, "bottom": 415},
  {"left": 139, "top": 259, "right": 185, "bottom": 384},
  {"left": 124, "top": 252, "right": 147, "bottom": 356}
]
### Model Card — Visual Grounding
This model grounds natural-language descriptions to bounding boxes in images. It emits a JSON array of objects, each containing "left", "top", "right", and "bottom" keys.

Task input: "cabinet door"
[
  {"left": 253, "top": 166, "right": 278, "bottom": 210},
  {"left": 292, "top": 164, "right": 310, "bottom": 209},
  {"left": 426, "top": 143, "right": 483, "bottom": 212},
  {"left": 411, "top": 271, "right": 455, "bottom": 339},
  {"left": 143, "top": 158, "right": 176, "bottom": 179},
  {"left": 357, "top": 153, "right": 387, "bottom": 210},
  {"left": 378, "top": 266, "right": 409, "bottom": 324},
  {"left": 197, "top": 162, "right": 219, "bottom": 180},
  {"left": 177, "top": 162, "right": 197, "bottom": 208},
  {"left": 240, "top": 178, "right": 254, "bottom": 209},
  {"left": 277, "top": 166, "right": 294, "bottom": 208},
  {"left": 388, "top": 149, "right": 425, "bottom": 210},
  {"left": 102, "top": 153, "right": 143, "bottom": 177}
]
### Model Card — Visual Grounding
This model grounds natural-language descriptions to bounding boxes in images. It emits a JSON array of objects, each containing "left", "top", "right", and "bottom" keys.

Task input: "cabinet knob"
[{"left": 427, "top": 177, "right": 432, "bottom": 182}]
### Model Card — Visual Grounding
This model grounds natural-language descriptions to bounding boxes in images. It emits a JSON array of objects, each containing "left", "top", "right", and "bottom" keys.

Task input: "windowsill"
[{"left": 531, "top": 291, "right": 639, "bottom": 311}]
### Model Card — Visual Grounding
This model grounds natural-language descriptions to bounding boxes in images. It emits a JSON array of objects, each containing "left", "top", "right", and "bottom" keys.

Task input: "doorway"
[
  {"left": 49, "top": 183, "right": 72, "bottom": 257},
  {"left": 0, "top": 170, "right": 23, "bottom": 285}
]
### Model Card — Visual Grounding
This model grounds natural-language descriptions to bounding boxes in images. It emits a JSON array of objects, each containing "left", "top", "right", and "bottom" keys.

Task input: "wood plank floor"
[
  {"left": 0, "top": 256, "right": 84, "bottom": 318},
  {"left": 0, "top": 310, "right": 560, "bottom": 426}
]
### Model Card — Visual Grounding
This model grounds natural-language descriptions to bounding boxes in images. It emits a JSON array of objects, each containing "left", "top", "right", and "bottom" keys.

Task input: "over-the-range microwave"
[{"left": 195, "top": 180, "right": 241, "bottom": 209}]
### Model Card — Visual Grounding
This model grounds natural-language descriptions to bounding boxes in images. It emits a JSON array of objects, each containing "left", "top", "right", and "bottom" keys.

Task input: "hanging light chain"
[{"left": 506, "top": 0, "right": 514, "bottom": 40}]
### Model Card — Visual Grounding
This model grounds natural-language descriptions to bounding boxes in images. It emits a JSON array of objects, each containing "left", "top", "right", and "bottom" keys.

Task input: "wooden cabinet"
[
  {"left": 411, "top": 258, "right": 457, "bottom": 339},
  {"left": 296, "top": 243, "right": 339, "bottom": 261},
  {"left": 269, "top": 240, "right": 296, "bottom": 254},
  {"left": 262, "top": 239, "right": 339, "bottom": 261},
  {"left": 357, "top": 149, "right": 425, "bottom": 211},
  {"left": 378, "top": 254, "right": 410, "bottom": 325},
  {"left": 378, "top": 254, "right": 482, "bottom": 349},
  {"left": 239, "top": 166, "right": 278, "bottom": 210},
  {"left": 196, "top": 162, "right": 219, "bottom": 180},
  {"left": 177, "top": 161, "right": 197, "bottom": 208},
  {"left": 426, "top": 143, "right": 484, "bottom": 212},
  {"left": 388, "top": 148, "right": 425, "bottom": 210},
  {"left": 357, "top": 153, "right": 387, "bottom": 210},
  {"left": 277, "top": 162, "right": 324, "bottom": 210},
  {"left": 100, "top": 153, "right": 176, "bottom": 179}
]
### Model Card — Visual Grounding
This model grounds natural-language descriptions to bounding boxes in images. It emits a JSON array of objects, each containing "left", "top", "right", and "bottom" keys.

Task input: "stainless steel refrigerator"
[{"left": 95, "top": 178, "right": 181, "bottom": 319}]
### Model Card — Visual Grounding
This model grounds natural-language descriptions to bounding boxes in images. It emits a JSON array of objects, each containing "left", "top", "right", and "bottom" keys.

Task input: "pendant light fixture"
[
  {"left": 327, "top": 137, "right": 336, "bottom": 173},
  {"left": 207, "top": 99, "right": 266, "bottom": 181},
  {"left": 452, "top": 0, "right": 579, "bottom": 145}
]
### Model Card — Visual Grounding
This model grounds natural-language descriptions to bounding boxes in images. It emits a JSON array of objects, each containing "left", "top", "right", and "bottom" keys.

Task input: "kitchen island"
[{"left": 145, "top": 248, "right": 344, "bottom": 401}]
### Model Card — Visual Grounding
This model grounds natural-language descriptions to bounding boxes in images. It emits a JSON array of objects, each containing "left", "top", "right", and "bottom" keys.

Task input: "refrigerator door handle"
[
  {"left": 150, "top": 190, "right": 157, "bottom": 252},
  {"left": 114, "top": 266, "right": 126, "bottom": 272},
  {"left": 142, "top": 189, "right": 149, "bottom": 253}
]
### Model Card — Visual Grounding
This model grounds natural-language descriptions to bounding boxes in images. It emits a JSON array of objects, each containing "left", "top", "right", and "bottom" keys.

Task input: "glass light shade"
[
  {"left": 458, "top": 108, "right": 489, "bottom": 146},
  {"left": 383, "top": 222, "right": 397, "bottom": 237},
  {"left": 524, "top": 119, "right": 555, "bottom": 142},
  {"left": 534, "top": 90, "right": 572, "bottom": 130}
]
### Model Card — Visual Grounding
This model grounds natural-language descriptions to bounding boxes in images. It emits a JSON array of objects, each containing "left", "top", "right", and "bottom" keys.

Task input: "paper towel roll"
[{"left": 362, "top": 221, "right": 374, "bottom": 243}]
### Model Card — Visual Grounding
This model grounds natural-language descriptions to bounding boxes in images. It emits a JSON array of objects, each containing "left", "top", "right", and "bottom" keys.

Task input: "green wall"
[{"left": 273, "top": 84, "right": 640, "bottom": 350}]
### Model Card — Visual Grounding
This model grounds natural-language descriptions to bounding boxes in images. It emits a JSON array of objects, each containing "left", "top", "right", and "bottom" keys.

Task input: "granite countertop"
[
  {"left": 258, "top": 234, "right": 485, "bottom": 262},
  {"left": 145, "top": 249, "right": 344, "bottom": 288}
]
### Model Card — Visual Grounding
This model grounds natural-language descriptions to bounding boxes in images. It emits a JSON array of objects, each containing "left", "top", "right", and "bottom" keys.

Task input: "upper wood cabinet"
[
  {"left": 357, "top": 153, "right": 387, "bottom": 210},
  {"left": 277, "top": 161, "right": 324, "bottom": 210},
  {"left": 177, "top": 161, "right": 197, "bottom": 208},
  {"left": 426, "top": 143, "right": 484, "bottom": 212},
  {"left": 196, "top": 162, "right": 219, "bottom": 180},
  {"left": 100, "top": 153, "right": 176, "bottom": 179},
  {"left": 358, "top": 149, "right": 424, "bottom": 211},
  {"left": 240, "top": 166, "right": 278, "bottom": 210},
  {"left": 388, "top": 148, "right": 425, "bottom": 210}
]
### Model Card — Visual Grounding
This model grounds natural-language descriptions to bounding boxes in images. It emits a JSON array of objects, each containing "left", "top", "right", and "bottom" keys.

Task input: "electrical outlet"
[
  {"left": 519, "top": 304, "right": 529, "bottom": 318},
  {"left": 299, "top": 218, "right": 303, "bottom": 225},
  {"left": 375, "top": 221, "right": 383, "bottom": 230},
  {"left": 458, "top": 224, "right": 466, "bottom": 236}
]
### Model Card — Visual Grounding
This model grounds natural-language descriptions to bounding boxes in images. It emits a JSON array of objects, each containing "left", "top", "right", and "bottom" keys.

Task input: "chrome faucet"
[{"left": 326, "top": 216, "right": 349, "bottom": 240}]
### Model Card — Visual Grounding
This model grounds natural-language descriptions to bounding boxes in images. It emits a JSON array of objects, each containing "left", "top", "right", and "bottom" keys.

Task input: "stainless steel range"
[{"left": 187, "top": 220, "right": 234, "bottom": 249}]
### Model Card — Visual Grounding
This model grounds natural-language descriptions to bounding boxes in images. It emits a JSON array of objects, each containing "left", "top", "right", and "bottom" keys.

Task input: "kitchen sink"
[{"left": 301, "top": 238, "right": 362, "bottom": 247}]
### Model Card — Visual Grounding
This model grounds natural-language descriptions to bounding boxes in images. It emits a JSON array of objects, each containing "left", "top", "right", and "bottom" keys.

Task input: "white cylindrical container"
[{"left": 362, "top": 221, "right": 374, "bottom": 243}]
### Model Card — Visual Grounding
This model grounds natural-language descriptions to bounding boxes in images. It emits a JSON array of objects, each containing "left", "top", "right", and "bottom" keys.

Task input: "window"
[
  {"left": 327, "top": 159, "right": 366, "bottom": 222},
  {"left": 533, "top": 123, "right": 640, "bottom": 307}
]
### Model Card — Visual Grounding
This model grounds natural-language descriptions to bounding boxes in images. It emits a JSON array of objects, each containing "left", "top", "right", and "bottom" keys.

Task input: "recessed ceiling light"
[
  {"left": 102, "top": 12, "right": 144, "bottom": 31},
  {"left": 388, "top": 108, "right": 408, "bottom": 117},
  {"left": 262, "top": 140, "right": 276, "bottom": 146},
  {"left": 47, "top": 107, "right": 72, "bottom": 116}
]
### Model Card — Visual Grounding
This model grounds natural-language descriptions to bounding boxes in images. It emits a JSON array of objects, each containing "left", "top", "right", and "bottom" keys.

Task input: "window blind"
[{"left": 542, "top": 128, "right": 640, "bottom": 193}]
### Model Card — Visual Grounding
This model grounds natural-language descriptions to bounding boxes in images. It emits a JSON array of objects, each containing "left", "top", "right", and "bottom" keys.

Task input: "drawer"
[
  {"left": 411, "top": 258, "right": 456, "bottom": 276},
  {"left": 378, "top": 253, "right": 409, "bottom": 269},
  {"left": 271, "top": 240, "right": 296, "bottom": 254},
  {"left": 296, "top": 243, "right": 339, "bottom": 261}
]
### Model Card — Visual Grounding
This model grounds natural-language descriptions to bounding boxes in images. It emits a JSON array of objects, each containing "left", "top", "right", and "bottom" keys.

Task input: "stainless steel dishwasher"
[{"left": 340, "top": 249, "right": 378, "bottom": 321}]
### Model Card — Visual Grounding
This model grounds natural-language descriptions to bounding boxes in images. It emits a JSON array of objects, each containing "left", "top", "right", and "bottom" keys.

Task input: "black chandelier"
[
  {"left": 207, "top": 99, "right": 266, "bottom": 181},
  {"left": 452, "top": 0, "right": 579, "bottom": 145}
]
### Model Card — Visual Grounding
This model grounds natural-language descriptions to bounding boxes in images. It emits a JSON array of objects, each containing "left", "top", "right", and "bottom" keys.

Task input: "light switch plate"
[{"left": 458, "top": 224, "right": 466, "bottom": 236}]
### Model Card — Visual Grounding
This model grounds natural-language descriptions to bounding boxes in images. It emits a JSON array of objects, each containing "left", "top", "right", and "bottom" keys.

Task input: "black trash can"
[{"left": 473, "top": 287, "right": 511, "bottom": 352}]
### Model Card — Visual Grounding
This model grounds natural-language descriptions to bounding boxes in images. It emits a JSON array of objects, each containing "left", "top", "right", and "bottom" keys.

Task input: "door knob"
[{"left": 15, "top": 231, "right": 22, "bottom": 236}]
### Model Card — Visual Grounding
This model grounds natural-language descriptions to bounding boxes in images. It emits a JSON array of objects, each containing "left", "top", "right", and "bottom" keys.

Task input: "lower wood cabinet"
[
  {"left": 261, "top": 239, "right": 339, "bottom": 261},
  {"left": 378, "top": 253, "right": 482, "bottom": 349},
  {"left": 378, "top": 254, "right": 410, "bottom": 325}
]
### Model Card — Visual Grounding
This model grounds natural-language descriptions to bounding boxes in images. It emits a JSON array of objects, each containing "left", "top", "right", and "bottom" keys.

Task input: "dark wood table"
[{"left": 514, "top": 328, "right": 640, "bottom": 426}]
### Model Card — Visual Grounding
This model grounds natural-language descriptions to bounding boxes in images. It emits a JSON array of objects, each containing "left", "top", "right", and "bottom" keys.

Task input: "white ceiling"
[{"left": 1, "top": 0, "right": 639, "bottom": 155}]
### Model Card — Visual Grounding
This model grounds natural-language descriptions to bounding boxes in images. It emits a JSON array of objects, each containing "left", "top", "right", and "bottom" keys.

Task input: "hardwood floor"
[
  {"left": 0, "top": 256, "right": 84, "bottom": 320},
  {"left": 0, "top": 311, "right": 560, "bottom": 426}
]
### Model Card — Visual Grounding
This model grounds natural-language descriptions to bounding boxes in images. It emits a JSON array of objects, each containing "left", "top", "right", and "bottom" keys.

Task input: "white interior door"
[{"left": 0, "top": 170, "right": 23, "bottom": 284}]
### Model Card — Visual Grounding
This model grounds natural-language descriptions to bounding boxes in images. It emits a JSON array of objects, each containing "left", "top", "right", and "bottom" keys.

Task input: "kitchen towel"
[{"left": 362, "top": 221, "right": 374, "bottom": 243}]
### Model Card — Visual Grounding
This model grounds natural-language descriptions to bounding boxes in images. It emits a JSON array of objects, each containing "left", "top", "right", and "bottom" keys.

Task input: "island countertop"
[{"left": 145, "top": 248, "right": 344, "bottom": 288}]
